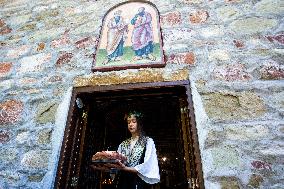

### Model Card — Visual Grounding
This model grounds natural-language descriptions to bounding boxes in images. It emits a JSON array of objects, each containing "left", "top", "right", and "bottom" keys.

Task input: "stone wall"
[{"left": 0, "top": 0, "right": 283, "bottom": 188}]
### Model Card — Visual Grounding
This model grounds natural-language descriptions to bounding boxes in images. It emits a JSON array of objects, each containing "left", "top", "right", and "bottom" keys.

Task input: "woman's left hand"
[{"left": 116, "top": 160, "right": 127, "bottom": 170}]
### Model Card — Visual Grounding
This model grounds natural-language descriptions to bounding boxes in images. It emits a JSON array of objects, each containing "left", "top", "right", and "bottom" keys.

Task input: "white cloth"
[
  {"left": 134, "top": 138, "right": 160, "bottom": 184},
  {"left": 118, "top": 137, "right": 160, "bottom": 184}
]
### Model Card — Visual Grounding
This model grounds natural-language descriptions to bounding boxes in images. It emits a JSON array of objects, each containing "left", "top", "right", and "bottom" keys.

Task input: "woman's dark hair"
[{"left": 125, "top": 110, "right": 145, "bottom": 137}]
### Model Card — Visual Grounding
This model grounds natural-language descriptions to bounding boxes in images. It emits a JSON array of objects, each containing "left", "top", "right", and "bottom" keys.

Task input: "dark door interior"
[
  {"left": 78, "top": 86, "right": 188, "bottom": 189},
  {"left": 54, "top": 82, "right": 204, "bottom": 189}
]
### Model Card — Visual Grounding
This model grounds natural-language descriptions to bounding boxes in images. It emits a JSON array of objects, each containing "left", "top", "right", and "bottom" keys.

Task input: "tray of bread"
[{"left": 92, "top": 151, "right": 127, "bottom": 164}]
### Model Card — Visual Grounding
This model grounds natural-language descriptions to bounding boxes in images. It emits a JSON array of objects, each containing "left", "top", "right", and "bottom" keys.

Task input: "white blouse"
[{"left": 117, "top": 137, "right": 160, "bottom": 184}]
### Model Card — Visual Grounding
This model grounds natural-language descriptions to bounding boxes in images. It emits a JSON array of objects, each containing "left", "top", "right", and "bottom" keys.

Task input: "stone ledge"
[{"left": 74, "top": 68, "right": 189, "bottom": 87}]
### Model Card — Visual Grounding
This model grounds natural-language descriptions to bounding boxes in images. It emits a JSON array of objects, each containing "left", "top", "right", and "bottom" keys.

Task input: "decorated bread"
[{"left": 92, "top": 151, "right": 127, "bottom": 163}]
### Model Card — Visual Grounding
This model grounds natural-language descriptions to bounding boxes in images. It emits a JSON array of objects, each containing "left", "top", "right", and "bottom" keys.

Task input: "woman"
[{"left": 115, "top": 111, "right": 160, "bottom": 189}]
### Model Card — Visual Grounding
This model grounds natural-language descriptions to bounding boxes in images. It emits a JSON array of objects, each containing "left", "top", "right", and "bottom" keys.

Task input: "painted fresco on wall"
[{"left": 92, "top": 1, "right": 164, "bottom": 72}]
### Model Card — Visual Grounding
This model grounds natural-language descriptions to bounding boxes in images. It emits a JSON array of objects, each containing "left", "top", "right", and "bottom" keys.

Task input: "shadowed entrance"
[{"left": 54, "top": 81, "right": 204, "bottom": 189}]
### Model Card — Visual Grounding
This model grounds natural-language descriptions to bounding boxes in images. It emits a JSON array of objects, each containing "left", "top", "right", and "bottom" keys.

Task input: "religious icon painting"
[{"left": 92, "top": 1, "right": 165, "bottom": 72}]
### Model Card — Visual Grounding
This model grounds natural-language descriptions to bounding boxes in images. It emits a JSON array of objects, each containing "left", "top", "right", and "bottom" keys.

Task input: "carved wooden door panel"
[
  {"left": 55, "top": 97, "right": 89, "bottom": 189},
  {"left": 179, "top": 98, "right": 198, "bottom": 189}
]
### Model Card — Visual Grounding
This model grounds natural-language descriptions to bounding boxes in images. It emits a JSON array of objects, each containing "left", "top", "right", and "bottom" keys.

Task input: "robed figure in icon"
[
  {"left": 131, "top": 7, "right": 156, "bottom": 61},
  {"left": 104, "top": 10, "right": 128, "bottom": 64}
]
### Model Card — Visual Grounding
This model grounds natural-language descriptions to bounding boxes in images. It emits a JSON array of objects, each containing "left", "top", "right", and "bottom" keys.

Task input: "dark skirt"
[{"left": 116, "top": 171, "right": 151, "bottom": 189}]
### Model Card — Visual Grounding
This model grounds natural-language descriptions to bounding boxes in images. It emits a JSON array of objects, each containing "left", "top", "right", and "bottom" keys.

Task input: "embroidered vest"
[{"left": 119, "top": 136, "right": 148, "bottom": 167}]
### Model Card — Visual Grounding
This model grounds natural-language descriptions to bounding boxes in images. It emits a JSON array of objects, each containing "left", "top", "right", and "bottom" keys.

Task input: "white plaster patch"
[
  {"left": 198, "top": 25, "right": 224, "bottom": 38},
  {"left": 6, "top": 45, "right": 31, "bottom": 59},
  {"left": 225, "top": 125, "right": 270, "bottom": 141},
  {"left": 190, "top": 78, "right": 209, "bottom": 151},
  {"left": 208, "top": 49, "right": 230, "bottom": 61},
  {"left": 42, "top": 87, "right": 72, "bottom": 189},
  {"left": 260, "top": 145, "right": 284, "bottom": 155},
  {"left": 16, "top": 131, "right": 30, "bottom": 144},
  {"left": 255, "top": 0, "right": 284, "bottom": 15},
  {"left": 18, "top": 53, "right": 52, "bottom": 73}
]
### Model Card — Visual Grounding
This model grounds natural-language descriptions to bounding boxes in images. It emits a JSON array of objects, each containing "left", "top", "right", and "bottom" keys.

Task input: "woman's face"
[{"left": 127, "top": 115, "right": 138, "bottom": 134}]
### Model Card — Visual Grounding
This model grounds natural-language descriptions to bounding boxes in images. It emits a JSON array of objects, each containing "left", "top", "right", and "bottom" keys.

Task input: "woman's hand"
[
  {"left": 117, "top": 161, "right": 138, "bottom": 173},
  {"left": 116, "top": 161, "right": 127, "bottom": 169}
]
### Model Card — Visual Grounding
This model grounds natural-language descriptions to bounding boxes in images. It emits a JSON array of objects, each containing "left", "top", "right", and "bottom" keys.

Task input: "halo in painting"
[{"left": 92, "top": 1, "right": 164, "bottom": 72}]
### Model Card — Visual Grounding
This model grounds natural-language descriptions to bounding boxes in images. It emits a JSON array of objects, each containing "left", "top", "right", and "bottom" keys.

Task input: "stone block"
[
  {"left": 0, "top": 79, "right": 13, "bottom": 92},
  {"left": 75, "top": 37, "right": 97, "bottom": 49},
  {"left": 251, "top": 160, "right": 272, "bottom": 171},
  {"left": 0, "top": 19, "right": 5, "bottom": 27},
  {"left": 0, "top": 170, "right": 21, "bottom": 183},
  {"left": 265, "top": 92, "right": 284, "bottom": 116},
  {"left": 70, "top": 20, "right": 100, "bottom": 35},
  {"left": 43, "top": 18, "right": 67, "bottom": 29},
  {"left": 161, "top": 11, "right": 182, "bottom": 27},
  {"left": 0, "top": 100, "right": 23, "bottom": 125},
  {"left": 36, "top": 129, "right": 51, "bottom": 144},
  {"left": 260, "top": 145, "right": 284, "bottom": 156},
  {"left": 224, "top": 0, "right": 242, "bottom": 3},
  {"left": 0, "top": 62, "right": 12, "bottom": 77},
  {"left": 280, "top": 125, "right": 284, "bottom": 134},
  {"left": 47, "top": 75, "right": 63, "bottom": 83},
  {"left": 0, "top": 25, "right": 12, "bottom": 35},
  {"left": 0, "top": 148, "right": 18, "bottom": 164},
  {"left": 16, "top": 131, "right": 30, "bottom": 144},
  {"left": 0, "top": 130, "right": 11, "bottom": 143},
  {"left": 162, "top": 28, "right": 195, "bottom": 43},
  {"left": 34, "top": 9, "right": 59, "bottom": 21},
  {"left": 29, "top": 28, "right": 65, "bottom": 42},
  {"left": 229, "top": 17, "right": 277, "bottom": 35},
  {"left": 198, "top": 25, "right": 224, "bottom": 38},
  {"left": 18, "top": 22, "right": 37, "bottom": 32},
  {"left": 202, "top": 92, "right": 266, "bottom": 121},
  {"left": 18, "top": 53, "right": 52, "bottom": 73},
  {"left": 205, "top": 130, "right": 225, "bottom": 148},
  {"left": 213, "top": 64, "right": 252, "bottom": 81},
  {"left": 255, "top": 0, "right": 284, "bottom": 15},
  {"left": 21, "top": 150, "right": 50, "bottom": 168},
  {"left": 212, "top": 146, "right": 240, "bottom": 169},
  {"left": 36, "top": 42, "right": 45, "bottom": 52},
  {"left": 259, "top": 61, "right": 284, "bottom": 80},
  {"left": 6, "top": 45, "right": 31, "bottom": 59},
  {"left": 208, "top": 49, "right": 230, "bottom": 61},
  {"left": 248, "top": 174, "right": 264, "bottom": 188},
  {"left": 36, "top": 101, "right": 58, "bottom": 124},
  {"left": 28, "top": 173, "right": 45, "bottom": 182},
  {"left": 225, "top": 125, "right": 269, "bottom": 141},
  {"left": 218, "top": 176, "right": 241, "bottom": 189},
  {"left": 167, "top": 52, "right": 195, "bottom": 65},
  {"left": 51, "top": 31, "right": 70, "bottom": 48},
  {"left": 266, "top": 34, "right": 284, "bottom": 45},
  {"left": 7, "top": 14, "right": 31, "bottom": 26},
  {"left": 74, "top": 68, "right": 189, "bottom": 87},
  {"left": 233, "top": 40, "right": 245, "bottom": 48},
  {"left": 178, "top": 0, "right": 203, "bottom": 3},
  {"left": 216, "top": 6, "right": 241, "bottom": 22},
  {"left": 189, "top": 10, "right": 209, "bottom": 24},
  {"left": 56, "top": 52, "right": 73, "bottom": 66},
  {"left": 18, "top": 77, "right": 38, "bottom": 86}
]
